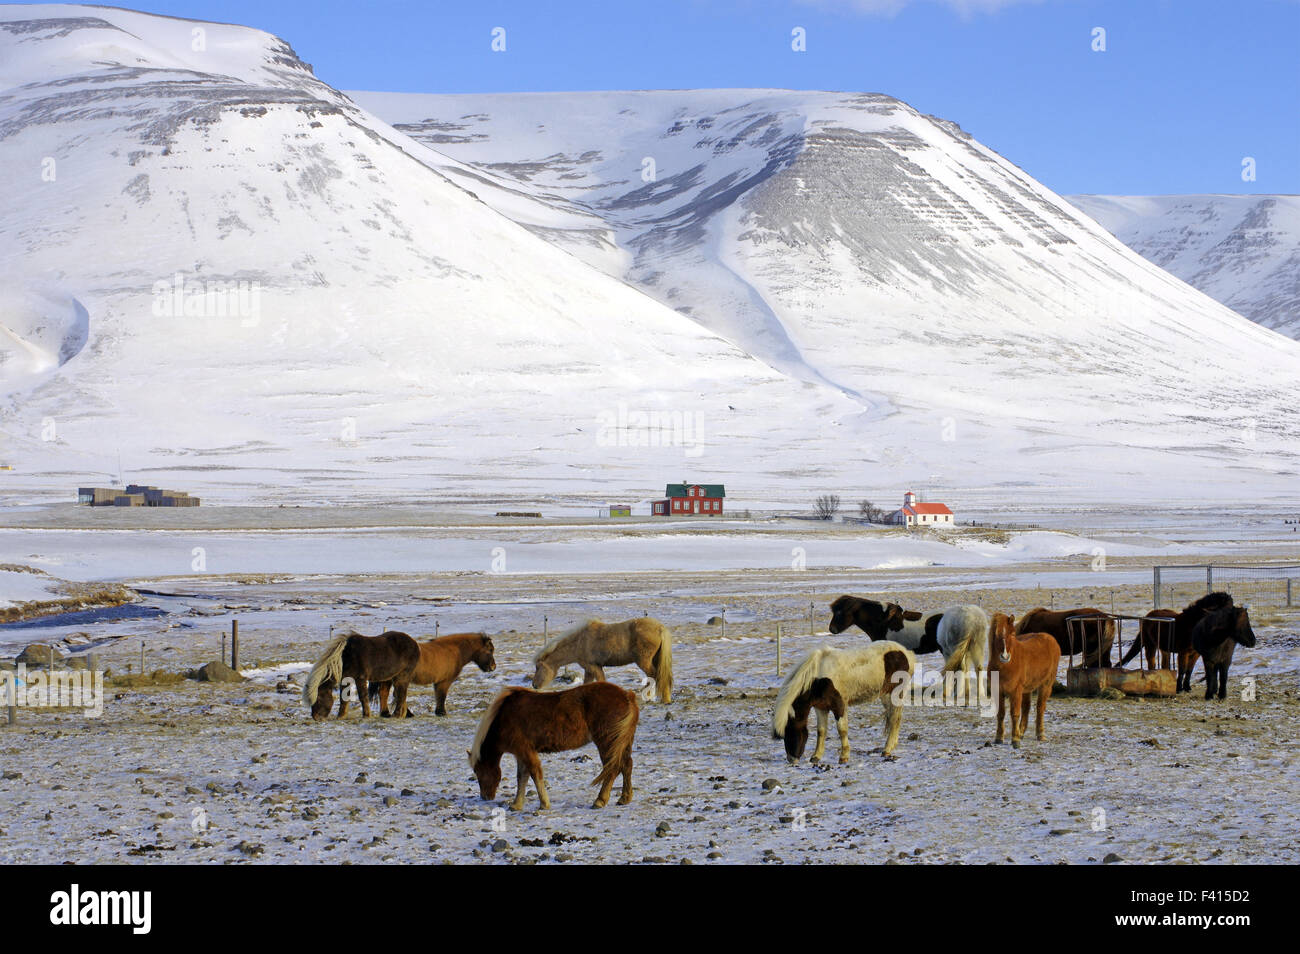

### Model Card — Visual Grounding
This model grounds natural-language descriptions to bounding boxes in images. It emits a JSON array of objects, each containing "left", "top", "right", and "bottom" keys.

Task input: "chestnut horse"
[
  {"left": 828, "top": 595, "right": 942, "bottom": 654},
  {"left": 533, "top": 617, "right": 673, "bottom": 703},
  {"left": 1173, "top": 592, "right": 1235, "bottom": 692},
  {"left": 370, "top": 632, "right": 496, "bottom": 716},
  {"left": 1191, "top": 604, "right": 1256, "bottom": 701},
  {"left": 988, "top": 613, "right": 1061, "bottom": 748},
  {"left": 1017, "top": 607, "right": 1114, "bottom": 668},
  {"left": 469, "top": 682, "right": 639, "bottom": 811},
  {"left": 302, "top": 630, "right": 420, "bottom": 720},
  {"left": 1119, "top": 609, "right": 1179, "bottom": 670},
  {"left": 771, "top": 642, "right": 915, "bottom": 763}
]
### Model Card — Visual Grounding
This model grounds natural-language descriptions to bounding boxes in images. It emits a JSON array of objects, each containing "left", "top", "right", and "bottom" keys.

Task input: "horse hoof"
[
  {"left": 591, "top": 799, "right": 607, "bottom": 809},
  {"left": 1012, "top": 740, "right": 1021, "bottom": 749},
  {"left": 618, "top": 794, "right": 633, "bottom": 805}
]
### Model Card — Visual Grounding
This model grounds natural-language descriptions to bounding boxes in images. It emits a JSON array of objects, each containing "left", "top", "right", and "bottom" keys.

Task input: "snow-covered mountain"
[
  {"left": 1, "top": 5, "right": 1297, "bottom": 508},
  {"left": 1069, "top": 194, "right": 1300, "bottom": 339}
]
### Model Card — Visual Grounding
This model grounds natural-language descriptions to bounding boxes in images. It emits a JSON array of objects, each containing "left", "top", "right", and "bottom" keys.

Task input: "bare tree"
[
  {"left": 814, "top": 494, "right": 841, "bottom": 520},
  {"left": 858, "top": 499, "right": 887, "bottom": 523}
]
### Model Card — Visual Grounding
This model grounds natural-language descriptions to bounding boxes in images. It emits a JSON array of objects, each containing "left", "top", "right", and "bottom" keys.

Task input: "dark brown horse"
[
  {"left": 1191, "top": 605, "right": 1256, "bottom": 701},
  {"left": 469, "top": 682, "right": 639, "bottom": 811},
  {"left": 370, "top": 632, "right": 496, "bottom": 716},
  {"left": 1173, "top": 592, "right": 1235, "bottom": 692},
  {"left": 1119, "top": 609, "right": 1180, "bottom": 670},
  {"left": 828, "top": 595, "right": 942, "bottom": 654},
  {"left": 302, "top": 630, "right": 420, "bottom": 720},
  {"left": 1017, "top": 607, "right": 1114, "bottom": 668},
  {"left": 989, "top": 613, "right": 1061, "bottom": 748}
]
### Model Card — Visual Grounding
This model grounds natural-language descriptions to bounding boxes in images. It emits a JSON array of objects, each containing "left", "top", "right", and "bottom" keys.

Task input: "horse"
[
  {"left": 1191, "top": 605, "right": 1256, "bottom": 701},
  {"left": 468, "top": 682, "right": 639, "bottom": 811},
  {"left": 532, "top": 618, "right": 673, "bottom": 703},
  {"left": 1119, "top": 609, "right": 1180, "bottom": 670},
  {"left": 936, "top": 604, "right": 990, "bottom": 702},
  {"left": 368, "top": 632, "right": 496, "bottom": 716},
  {"left": 1173, "top": 592, "right": 1235, "bottom": 692},
  {"left": 302, "top": 630, "right": 420, "bottom": 720},
  {"left": 828, "top": 595, "right": 942, "bottom": 654},
  {"left": 988, "top": 613, "right": 1061, "bottom": 748},
  {"left": 1016, "top": 607, "right": 1114, "bottom": 668},
  {"left": 771, "top": 642, "right": 915, "bottom": 764}
]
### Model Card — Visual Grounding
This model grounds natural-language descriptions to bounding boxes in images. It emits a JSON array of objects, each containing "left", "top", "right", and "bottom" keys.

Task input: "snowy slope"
[
  {"left": 1, "top": 5, "right": 1298, "bottom": 509},
  {"left": 0, "top": 6, "right": 850, "bottom": 503},
  {"left": 352, "top": 89, "right": 1300, "bottom": 499},
  {"left": 1069, "top": 194, "right": 1300, "bottom": 339}
]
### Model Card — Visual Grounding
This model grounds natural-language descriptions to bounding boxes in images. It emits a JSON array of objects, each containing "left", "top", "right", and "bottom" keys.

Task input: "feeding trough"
[{"left": 1063, "top": 613, "right": 1176, "bottom": 697}]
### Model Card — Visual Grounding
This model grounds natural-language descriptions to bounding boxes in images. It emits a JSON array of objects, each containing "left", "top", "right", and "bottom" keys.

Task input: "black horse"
[
  {"left": 1174, "top": 592, "right": 1236, "bottom": 692},
  {"left": 1191, "top": 605, "right": 1256, "bottom": 701},
  {"left": 827, "top": 595, "right": 942, "bottom": 654}
]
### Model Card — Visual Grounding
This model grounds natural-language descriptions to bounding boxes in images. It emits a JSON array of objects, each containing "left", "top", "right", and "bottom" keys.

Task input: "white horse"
[
  {"left": 771, "top": 641, "right": 915, "bottom": 764},
  {"left": 937, "top": 604, "right": 990, "bottom": 703}
]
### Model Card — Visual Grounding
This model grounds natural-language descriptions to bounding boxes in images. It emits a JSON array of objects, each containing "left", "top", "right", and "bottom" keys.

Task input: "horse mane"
[
  {"left": 533, "top": 620, "right": 595, "bottom": 663},
  {"left": 433, "top": 631, "right": 488, "bottom": 645},
  {"left": 470, "top": 687, "right": 526, "bottom": 765},
  {"left": 772, "top": 647, "right": 830, "bottom": 738},
  {"left": 301, "top": 633, "right": 352, "bottom": 705},
  {"left": 1185, "top": 591, "right": 1233, "bottom": 615}
]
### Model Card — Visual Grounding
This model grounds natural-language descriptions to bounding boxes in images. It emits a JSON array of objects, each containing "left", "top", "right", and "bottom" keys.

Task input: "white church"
[{"left": 890, "top": 490, "right": 955, "bottom": 527}]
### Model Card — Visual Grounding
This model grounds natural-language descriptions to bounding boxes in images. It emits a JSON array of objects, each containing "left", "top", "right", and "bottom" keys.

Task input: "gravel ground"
[{"left": 1, "top": 571, "right": 1297, "bottom": 865}]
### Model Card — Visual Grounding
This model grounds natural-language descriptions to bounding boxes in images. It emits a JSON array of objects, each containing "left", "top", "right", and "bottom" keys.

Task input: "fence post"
[
  {"left": 543, "top": 615, "right": 548, "bottom": 647},
  {"left": 1207, "top": 566, "right": 1213, "bottom": 595},
  {"left": 809, "top": 602, "right": 814, "bottom": 636},
  {"left": 1288, "top": 578, "right": 1293, "bottom": 608},
  {"left": 776, "top": 623, "right": 782, "bottom": 676},
  {"left": 1153, "top": 567, "right": 1161, "bottom": 609},
  {"left": 720, "top": 609, "right": 726, "bottom": 640},
  {"left": 231, "top": 619, "right": 239, "bottom": 670},
  {"left": 139, "top": 640, "right": 145, "bottom": 675}
]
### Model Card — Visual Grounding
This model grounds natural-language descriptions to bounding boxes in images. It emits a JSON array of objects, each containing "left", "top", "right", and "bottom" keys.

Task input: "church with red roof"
[{"left": 890, "top": 490, "right": 954, "bottom": 527}]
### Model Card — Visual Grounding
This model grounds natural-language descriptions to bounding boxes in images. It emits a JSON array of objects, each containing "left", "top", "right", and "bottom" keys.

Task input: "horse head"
[
  {"left": 828, "top": 596, "right": 859, "bottom": 634},
  {"left": 990, "top": 613, "right": 1015, "bottom": 664},
  {"left": 310, "top": 683, "right": 335, "bottom": 721},
  {"left": 1233, "top": 607, "right": 1257, "bottom": 647},
  {"left": 782, "top": 677, "right": 845, "bottom": 761},
  {"left": 468, "top": 749, "right": 501, "bottom": 800},
  {"left": 474, "top": 635, "right": 497, "bottom": 673}
]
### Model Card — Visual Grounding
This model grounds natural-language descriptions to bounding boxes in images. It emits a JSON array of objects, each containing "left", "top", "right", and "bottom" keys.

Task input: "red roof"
[{"left": 904, "top": 503, "right": 953, "bottom": 515}]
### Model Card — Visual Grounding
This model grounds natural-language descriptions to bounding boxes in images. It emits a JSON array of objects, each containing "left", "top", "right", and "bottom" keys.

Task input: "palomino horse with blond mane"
[
  {"left": 771, "top": 642, "right": 915, "bottom": 764},
  {"left": 302, "top": 630, "right": 420, "bottom": 720},
  {"left": 469, "top": 682, "right": 639, "bottom": 811},
  {"left": 988, "top": 613, "right": 1060, "bottom": 748},
  {"left": 533, "top": 617, "right": 673, "bottom": 703},
  {"left": 369, "top": 632, "right": 497, "bottom": 716}
]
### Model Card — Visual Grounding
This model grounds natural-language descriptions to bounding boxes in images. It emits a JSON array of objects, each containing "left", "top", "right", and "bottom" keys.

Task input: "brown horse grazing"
[
  {"left": 1173, "top": 592, "right": 1235, "bottom": 692},
  {"left": 302, "top": 630, "right": 420, "bottom": 721},
  {"left": 989, "top": 613, "right": 1061, "bottom": 749},
  {"left": 828, "top": 595, "right": 942, "bottom": 654},
  {"left": 533, "top": 618, "right": 673, "bottom": 703},
  {"left": 469, "top": 682, "right": 639, "bottom": 811},
  {"left": 1119, "top": 609, "right": 1180, "bottom": 670},
  {"left": 1191, "top": 605, "right": 1256, "bottom": 701},
  {"left": 369, "top": 632, "right": 496, "bottom": 716},
  {"left": 1016, "top": 607, "right": 1114, "bottom": 668}
]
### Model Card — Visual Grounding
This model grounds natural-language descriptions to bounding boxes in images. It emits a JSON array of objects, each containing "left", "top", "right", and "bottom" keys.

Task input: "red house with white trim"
[
  {"left": 652, "top": 482, "right": 725, "bottom": 517},
  {"left": 890, "top": 490, "right": 954, "bottom": 527}
]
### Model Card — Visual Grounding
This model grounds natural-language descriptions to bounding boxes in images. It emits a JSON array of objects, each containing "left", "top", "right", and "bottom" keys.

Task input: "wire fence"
[{"left": 1153, "top": 564, "right": 1300, "bottom": 610}]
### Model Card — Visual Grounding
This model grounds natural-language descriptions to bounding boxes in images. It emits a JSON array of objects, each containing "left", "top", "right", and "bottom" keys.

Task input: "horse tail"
[
  {"left": 1119, "top": 630, "right": 1145, "bottom": 666},
  {"left": 772, "top": 648, "right": 828, "bottom": 739},
  {"left": 941, "top": 607, "right": 986, "bottom": 673},
  {"left": 302, "top": 634, "right": 349, "bottom": 706},
  {"left": 593, "top": 690, "right": 640, "bottom": 790},
  {"left": 653, "top": 625, "right": 673, "bottom": 704}
]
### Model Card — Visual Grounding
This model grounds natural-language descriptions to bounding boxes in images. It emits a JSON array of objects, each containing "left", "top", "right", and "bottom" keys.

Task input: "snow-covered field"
[
  {"left": 0, "top": 508, "right": 1297, "bottom": 864},
  {"left": 1, "top": 558, "right": 1297, "bottom": 865}
]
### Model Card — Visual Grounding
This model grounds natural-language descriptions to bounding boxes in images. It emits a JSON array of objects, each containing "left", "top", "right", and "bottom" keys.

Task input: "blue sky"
[{"left": 19, "top": 0, "right": 1300, "bottom": 194}]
